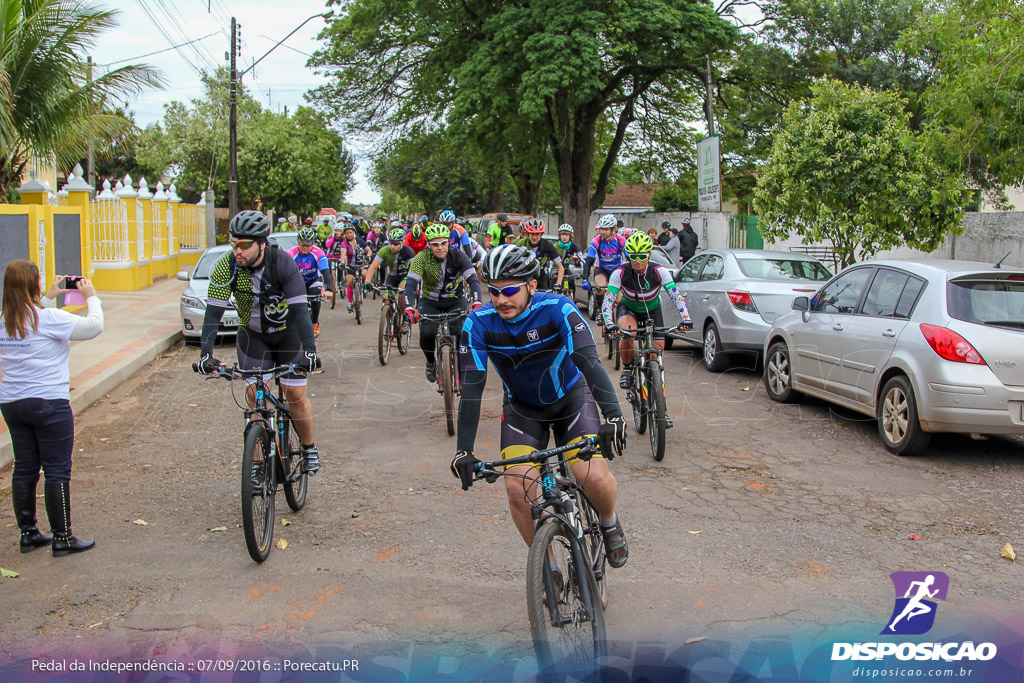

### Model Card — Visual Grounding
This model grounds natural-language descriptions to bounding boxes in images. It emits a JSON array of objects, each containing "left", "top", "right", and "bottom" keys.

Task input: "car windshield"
[
  {"left": 736, "top": 257, "right": 832, "bottom": 281},
  {"left": 948, "top": 277, "right": 1024, "bottom": 329},
  {"left": 650, "top": 246, "right": 673, "bottom": 268},
  {"left": 269, "top": 233, "right": 297, "bottom": 251},
  {"left": 192, "top": 251, "right": 227, "bottom": 280}
]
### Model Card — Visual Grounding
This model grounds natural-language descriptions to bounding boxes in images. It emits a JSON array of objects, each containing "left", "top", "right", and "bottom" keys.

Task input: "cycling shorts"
[
  {"left": 236, "top": 325, "right": 307, "bottom": 387},
  {"left": 500, "top": 381, "right": 602, "bottom": 469},
  {"left": 615, "top": 303, "right": 666, "bottom": 340},
  {"left": 594, "top": 266, "right": 615, "bottom": 281},
  {"left": 385, "top": 272, "right": 407, "bottom": 290}
]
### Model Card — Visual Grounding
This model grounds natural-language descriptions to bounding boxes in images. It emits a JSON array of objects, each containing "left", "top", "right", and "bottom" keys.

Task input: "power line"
[
  {"left": 99, "top": 32, "right": 220, "bottom": 66},
  {"left": 131, "top": 0, "right": 206, "bottom": 76}
]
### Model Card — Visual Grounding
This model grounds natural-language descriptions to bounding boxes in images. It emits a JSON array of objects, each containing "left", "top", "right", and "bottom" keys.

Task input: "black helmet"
[
  {"left": 482, "top": 244, "right": 539, "bottom": 282},
  {"left": 229, "top": 210, "right": 270, "bottom": 240},
  {"left": 496, "top": 213, "right": 508, "bottom": 222},
  {"left": 661, "top": 221, "right": 671, "bottom": 228}
]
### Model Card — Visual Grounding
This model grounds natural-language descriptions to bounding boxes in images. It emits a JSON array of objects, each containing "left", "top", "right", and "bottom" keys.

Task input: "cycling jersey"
[
  {"left": 323, "top": 235, "right": 352, "bottom": 262},
  {"left": 405, "top": 247, "right": 480, "bottom": 304},
  {"left": 586, "top": 234, "right": 626, "bottom": 272},
  {"left": 514, "top": 237, "right": 563, "bottom": 267},
  {"left": 602, "top": 263, "right": 689, "bottom": 323},
  {"left": 460, "top": 291, "right": 594, "bottom": 406},
  {"left": 554, "top": 240, "right": 582, "bottom": 260},
  {"left": 286, "top": 245, "right": 330, "bottom": 288},
  {"left": 373, "top": 244, "right": 416, "bottom": 280},
  {"left": 207, "top": 246, "right": 308, "bottom": 334},
  {"left": 404, "top": 231, "right": 428, "bottom": 254}
]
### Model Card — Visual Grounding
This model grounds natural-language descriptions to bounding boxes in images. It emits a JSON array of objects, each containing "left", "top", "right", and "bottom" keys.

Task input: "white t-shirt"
[{"left": 0, "top": 298, "right": 102, "bottom": 402}]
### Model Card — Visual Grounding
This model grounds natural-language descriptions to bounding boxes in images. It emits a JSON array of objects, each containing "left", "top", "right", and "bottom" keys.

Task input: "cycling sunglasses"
[
  {"left": 428, "top": 240, "right": 448, "bottom": 248},
  {"left": 626, "top": 252, "right": 651, "bottom": 261},
  {"left": 388, "top": 239, "right": 403, "bottom": 246},
  {"left": 231, "top": 240, "right": 257, "bottom": 251},
  {"left": 298, "top": 239, "right": 316, "bottom": 246},
  {"left": 487, "top": 281, "right": 529, "bottom": 298}
]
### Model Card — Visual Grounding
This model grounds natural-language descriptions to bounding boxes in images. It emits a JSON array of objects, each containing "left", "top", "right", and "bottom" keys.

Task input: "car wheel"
[
  {"left": 764, "top": 341, "right": 801, "bottom": 403},
  {"left": 878, "top": 375, "right": 931, "bottom": 456},
  {"left": 702, "top": 322, "right": 728, "bottom": 372}
]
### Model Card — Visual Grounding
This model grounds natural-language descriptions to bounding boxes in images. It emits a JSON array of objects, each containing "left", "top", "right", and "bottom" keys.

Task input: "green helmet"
[
  {"left": 298, "top": 227, "right": 318, "bottom": 244},
  {"left": 624, "top": 231, "right": 654, "bottom": 257},
  {"left": 387, "top": 227, "right": 406, "bottom": 241},
  {"left": 425, "top": 223, "right": 450, "bottom": 241}
]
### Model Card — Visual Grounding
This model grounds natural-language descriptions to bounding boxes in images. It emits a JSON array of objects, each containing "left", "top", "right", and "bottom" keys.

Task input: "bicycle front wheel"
[
  {"left": 378, "top": 304, "right": 394, "bottom": 366},
  {"left": 648, "top": 361, "right": 667, "bottom": 462},
  {"left": 439, "top": 344, "right": 456, "bottom": 436},
  {"left": 527, "top": 522, "right": 606, "bottom": 676},
  {"left": 281, "top": 414, "right": 307, "bottom": 511},
  {"left": 241, "top": 425, "right": 276, "bottom": 562},
  {"left": 632, "top": 364, "right": 647, "bottom": 435},
  {"left": 573, "top": 487, "right": 608, "bottom": 609},
  {"left": 397, "top": 311, "right": 411, "bottom": 355},
  {"left": 355, "top": 286, "right": 363, "bottom": 325}
]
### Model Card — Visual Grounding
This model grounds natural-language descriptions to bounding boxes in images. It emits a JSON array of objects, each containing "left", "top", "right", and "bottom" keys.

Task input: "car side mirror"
[
  {"left": 792, "top": 296, "right": 809, "bottom": 311},
  {"left": 176, "top": 270, "right": 190, "bottom": 281}
]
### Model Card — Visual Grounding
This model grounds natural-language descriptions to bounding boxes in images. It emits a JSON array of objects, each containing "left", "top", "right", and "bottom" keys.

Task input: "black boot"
[
  {"left": 11, "top": 480, "right": 52, "bottom": 553},
  {"left": 44, "top": 481, "right": 94, "bottom": 557}
]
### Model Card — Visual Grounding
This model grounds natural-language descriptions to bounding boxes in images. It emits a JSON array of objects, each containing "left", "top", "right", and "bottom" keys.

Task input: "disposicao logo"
[
  {"left": 882, "top": 571, "right": 949, "bottom": 635},
  {"left": 831, "top": 571, "right": 997, "bottom": 662}
]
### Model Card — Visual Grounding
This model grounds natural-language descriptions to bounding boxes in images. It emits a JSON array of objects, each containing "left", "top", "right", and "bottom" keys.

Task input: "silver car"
[
  {"left": 268, "top": 230, "right": 299, "bottom": 251},
  {"left": 177, "top": 245, "right": 239, "bottom": 341},
  {"left": 664, "top": 249, "right": 832, "bottom": 371},
  {"left": 763, "top": 259, "right": 1024, "bottom": 455}
]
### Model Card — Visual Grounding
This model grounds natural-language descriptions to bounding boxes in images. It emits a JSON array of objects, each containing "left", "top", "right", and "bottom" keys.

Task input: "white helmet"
[
  {"left": 596, "top": 214, "right": 617, "bottom": 230},
  {"left": 557, "top": 223, "right": 574, "bottom": 236}
]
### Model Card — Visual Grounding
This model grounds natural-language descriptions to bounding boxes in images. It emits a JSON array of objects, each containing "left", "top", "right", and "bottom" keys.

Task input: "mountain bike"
[
  {"left": 474, "top": 437, "right": 607, "bottom": 676},
  {"left": 347, "top": 262, "right": 365, "bottom": 324},
  {"left": 326, "top": 256, "right": 343, "bottom": 310},
  {"left": 196, "top": 363, "right": 308, "bottom": 562},
  {"left": 615, "top": 319, "right": 683, "bottom": 462},
  {"left": 371, "top": 284, "right": 411, "bottom": 365},
  {"left": 420, "top": 310, "right": 464, "bottom": 436}
]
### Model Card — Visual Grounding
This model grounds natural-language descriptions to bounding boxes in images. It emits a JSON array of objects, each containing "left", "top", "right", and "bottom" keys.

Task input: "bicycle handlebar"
[
  {"left": 612, "top": 325, "right": 681, "bottom": 339},
  {"left": 192, "top": 362, "right": 296, "bottom": 379},
  {"left": 472, "top": 437, "right": 599, "bottom": 483},
  {"left": 418, "top": 311, "right": 467, "bottom": 322}
]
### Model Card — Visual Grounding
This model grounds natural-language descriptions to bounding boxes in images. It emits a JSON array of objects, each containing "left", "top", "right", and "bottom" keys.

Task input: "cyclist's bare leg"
[
  {"left": 504, "top": 464, "right": 542, "bottom": 546},
  {"left": 570, "top": 457, "right": 618, "bottom": 524},
  {"left": 345, "top": 272, "right": 354, "bottom": 301},
  {"left": 618, "top": 313, "right": 638, "bottom": 365},
  {"left": 282, "top": 384, "right": 314, "bottom": 445},
  {"left": 594, "top": 273, "right": 608, "bottom": 290}
]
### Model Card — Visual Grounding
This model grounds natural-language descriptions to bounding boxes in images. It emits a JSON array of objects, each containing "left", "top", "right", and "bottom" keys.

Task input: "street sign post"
[{"left": 697, "top": 135, "right": 721, "bottom": 212}]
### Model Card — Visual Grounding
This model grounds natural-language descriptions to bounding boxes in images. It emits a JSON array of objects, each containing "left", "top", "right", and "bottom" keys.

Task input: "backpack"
[{"left": 226, "top": 242, "right": 282, "bottom": 299}]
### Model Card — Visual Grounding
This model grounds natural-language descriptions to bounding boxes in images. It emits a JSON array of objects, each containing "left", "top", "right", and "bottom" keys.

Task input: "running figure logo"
[{"left": 882, "top": 571, "right": 949, "bottom": 635}]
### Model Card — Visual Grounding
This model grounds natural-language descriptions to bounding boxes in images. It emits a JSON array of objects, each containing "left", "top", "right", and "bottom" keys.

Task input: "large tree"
[
  {"left": 311, "top": 0, "right": 736, "bottom": 230},
  {"left": 907, "top": 0, "right": 1024, "bottom": 207},
  {"left": 0, "top": 0, "right": 162, "bottom": 198},
  {"left": 754, "top": 79, "right": 969, "bottom": 267}
]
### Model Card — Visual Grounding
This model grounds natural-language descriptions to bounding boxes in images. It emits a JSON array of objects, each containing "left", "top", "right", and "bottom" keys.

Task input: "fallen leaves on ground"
[
  {"left": 282, "top": 519, "right": 292, "bottom": 526},
  {"left": 132, "top": 519, "right": 149, "bottom": 526},
  {"left": 1000, "top": 542, "right": 1015, "bottom": 562},
  {"left": 275, "top": 539, "right": 288, "bottom": 550},
  {"left": 1, "top": 567, "right": 20, "bottom": 578},
  {"left": 209, "top": 526, "right": 228, "bottom": 532}
]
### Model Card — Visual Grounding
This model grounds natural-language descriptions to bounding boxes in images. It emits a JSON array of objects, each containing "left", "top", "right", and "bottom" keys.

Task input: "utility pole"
[
  {"left": 87, "top": 56, "right": 95, "bottom": 189},
  {"left": 705, "top": 54, "right": 716, "bottom": 136},
  {"left": 229, "top": 17, "right": 239, "bottom": 219}
]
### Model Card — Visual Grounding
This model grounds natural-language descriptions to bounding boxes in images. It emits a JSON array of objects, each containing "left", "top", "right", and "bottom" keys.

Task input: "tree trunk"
[
  {"left": 512, "top": 165, "right": 540, "bottom": 216},
  {"left": 0, "top": 150, "right": 29, "bottom": 203},
  {"left": 549, "top": 91, "right": 598, "bottom": 236}
]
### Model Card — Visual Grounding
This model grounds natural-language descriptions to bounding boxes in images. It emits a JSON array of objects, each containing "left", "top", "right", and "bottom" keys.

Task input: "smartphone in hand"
[
  {"left": 62, "top": 276, "right": 86, "bottom": 306},
  {"left": 63, "top": 275, "right": 84, "bottom": 289}
]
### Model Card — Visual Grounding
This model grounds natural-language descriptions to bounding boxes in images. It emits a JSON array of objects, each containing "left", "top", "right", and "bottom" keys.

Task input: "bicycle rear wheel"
[
  {"left": 280, "top": 414, "right": 307, "bottom": 511},
  {"left": 439, "top": 343, "right": 456, "bottom": 436},
  {"left": 378, "top": 304, "right": 394, "bottom": 366},
  {"left": 648, "top": 361, "right": 667, "bottom": 462},
  {"left": 241, "top": 425, "right": 276, "bottom": 562},
  {"left": 632, "top": 365, "right": 647, "bottom": 435},
  {"left": 527, "top": 521, "right": 606, "bottom": 676}
]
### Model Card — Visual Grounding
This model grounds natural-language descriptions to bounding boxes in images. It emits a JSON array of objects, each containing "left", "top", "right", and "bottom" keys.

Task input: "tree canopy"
[
  {"left": 0, "top": 0, "right": 162, "bottom": 199},
  {"left": 754, "top": 79, "right": 969, "bottom": 267},
  {"left": 137, "top": 69, "right": 354, "bottom": 214}
]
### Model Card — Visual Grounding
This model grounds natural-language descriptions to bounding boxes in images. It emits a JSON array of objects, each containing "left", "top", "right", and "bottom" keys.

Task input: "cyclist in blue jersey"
[
  {"left": 438, "top": 209, "right": 475, "bottom": 260},
  {"left": 581, "top": 213, "right": 626, "bottom": 295},
  {"left": 287, "top": 227, "right": 334, "bottom": 338},
  {"left": 451, "top": 244, "right": 630, "bottom": 568}
]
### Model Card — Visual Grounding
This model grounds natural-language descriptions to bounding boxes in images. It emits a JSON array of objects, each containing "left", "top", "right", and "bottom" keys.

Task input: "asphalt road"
[{"left": 1, "top": 293, "right": 1021, "bottom": 671}]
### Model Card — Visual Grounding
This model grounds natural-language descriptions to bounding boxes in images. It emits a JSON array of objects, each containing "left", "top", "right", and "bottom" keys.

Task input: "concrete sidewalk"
[{"left": 0, "top": 277, "right": 186, "bottom": 471}]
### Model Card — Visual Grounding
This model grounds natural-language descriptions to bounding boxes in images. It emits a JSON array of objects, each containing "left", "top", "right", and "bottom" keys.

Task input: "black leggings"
[
  {"left": 418, "top": 298, "right": 467, "bottom": 364},
  {"left": 1, "top": 398, "right": 75, "bottom": 483},
  {"left": 306, "top": 285, "right": 321, "bottom": 324}
]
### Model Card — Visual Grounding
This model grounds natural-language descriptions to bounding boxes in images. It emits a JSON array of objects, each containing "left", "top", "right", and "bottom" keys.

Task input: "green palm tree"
[{"left": 0, "top": 0, "right": 164, "bottom": 199}]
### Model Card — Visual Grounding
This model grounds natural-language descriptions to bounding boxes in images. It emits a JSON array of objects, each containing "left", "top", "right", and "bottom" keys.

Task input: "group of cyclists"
[{"left": 195, "top": 206, "right": 696, "bottom": 578}]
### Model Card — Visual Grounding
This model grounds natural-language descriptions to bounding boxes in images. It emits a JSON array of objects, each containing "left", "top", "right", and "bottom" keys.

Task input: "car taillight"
[
  {"left": 727, "top": 291, "right": 757, "bottom": 312},
  {"left": 919, "top": 324, "right": 986, "bottom": 364}
]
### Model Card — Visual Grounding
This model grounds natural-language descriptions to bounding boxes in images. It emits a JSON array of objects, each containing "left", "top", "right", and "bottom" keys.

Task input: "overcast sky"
[{"left": 90, "top": 0, "right": 382, "bottom": 204}]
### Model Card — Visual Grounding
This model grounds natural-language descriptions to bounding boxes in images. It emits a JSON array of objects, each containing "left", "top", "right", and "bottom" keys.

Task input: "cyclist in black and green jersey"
[
  {"left": 363, "top": 225, "right": 416, "bottom": 312},
  {"left": 195, "top": 210, "right": 324, "bottom": 475},
  {"left": 404, "top": 223, "right": 482, "bottom": 383},
  {"left": 601, "top": 231, "right": 692, "bottom": 392}
]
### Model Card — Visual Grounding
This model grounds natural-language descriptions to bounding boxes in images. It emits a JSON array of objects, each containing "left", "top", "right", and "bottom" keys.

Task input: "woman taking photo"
[{"left": 1, "top": 260, "right": 103, "bottom": 557}]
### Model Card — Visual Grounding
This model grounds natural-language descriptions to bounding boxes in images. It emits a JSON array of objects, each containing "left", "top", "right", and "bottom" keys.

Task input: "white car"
[{"left": 177, "top": 245, "right": 239, "bottom": 341}]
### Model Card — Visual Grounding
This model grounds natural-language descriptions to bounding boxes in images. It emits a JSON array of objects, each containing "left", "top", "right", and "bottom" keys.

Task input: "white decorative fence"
[{"left": 89, "top": 195, "right": 131, "bottom": 264}]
